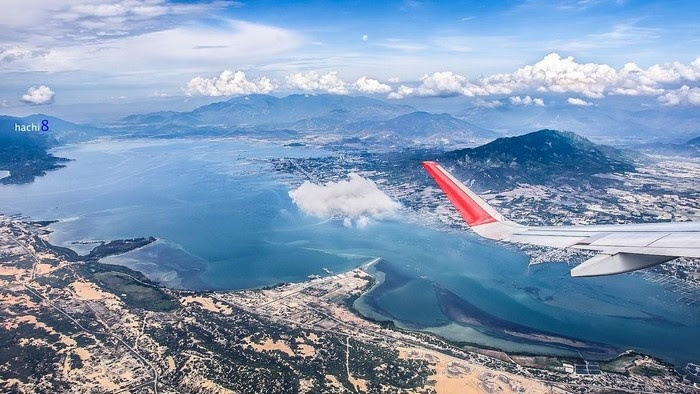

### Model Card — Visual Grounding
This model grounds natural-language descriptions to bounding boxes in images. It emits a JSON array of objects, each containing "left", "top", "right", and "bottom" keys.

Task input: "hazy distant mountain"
[
  {"left": 344, "top": 111, "right": 494, "bottom": 139},
  {"left": 435, "top": 129, "right": 637, "bottom": 190},
  {"left": 1, "top": 114, "right": 106, "bottom": 144},
  {"left": 119, "top": 94, "right": 499, "bottom": 145},
  {"left": 633, "top": 135, "right": 700, "bottom": 158},
  {"left": 122, "top": 94, "right": 414, "bottom": 130},
  {"left": 459, "top": 104, "right": 700, "bottom": 144}
]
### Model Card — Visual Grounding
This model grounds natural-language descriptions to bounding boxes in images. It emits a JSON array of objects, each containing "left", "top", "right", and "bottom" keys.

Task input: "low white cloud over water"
[{"left": 289, "top": 174, "right": 400, "bottom": 228}]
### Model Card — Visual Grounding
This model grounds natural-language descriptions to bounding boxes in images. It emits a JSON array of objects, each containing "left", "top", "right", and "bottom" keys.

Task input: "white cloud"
[
  {"left": 289, "top": 173, "right": 401, "bottom": 228},
  {"left": 481, "top": 53, "right": 617, "bottom": 98},
  {"left": 415, "top": 71, "right": 486, "bottom": 97},
  {"left": 362, "top": 34, "right": 368, "bottom": 42},
  {"left": 388, "top": 77, "right": 400, "bottom": 83},
  {"left": 20, "top": 85, "right": 55, "bottom": 105},
  {"left": 567, "top": 97, "right": 594, "bottom": 106},
  {"left": 609, "top": 61, "right": 700, "bottom": 96},
  {"left": 508, "top": 95, "right": 544, "bottom": 106},
  {"left": 286, "top": 71, "right": 349, "bottom": 95},
  {"left": 479, "top": 53, "right": 700, "bottom": 98},
  {"left": 0, "top": 46, "right": 38, "bottom": 64},
  {"left": 386, "top": 53, "right": 700, "bottom": 102},
  {"left": 387, "top": 84, "right": 415, "bottom": 99},
  {"left": 1, "top": 0, "right": 236, "bottom": 44},
  {"left": 185, "top": 70, "right": 275, "bottom": 97},
  {"left": 476, "top": 99, "right": 503, "bottom": 108},
  {"left": 658, "top": 85, "right": 700, "bottom": 106},
  {"left": 1, "top": 19, "right": 302, "bottom": 76},
  {"left": 354, "top": 76, "right": 392, "bottom": 94}
]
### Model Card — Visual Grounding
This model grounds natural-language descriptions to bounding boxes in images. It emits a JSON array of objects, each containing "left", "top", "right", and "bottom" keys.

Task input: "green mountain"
[{"left": 436, "top": 129, "right": 637, "bottom": 189}]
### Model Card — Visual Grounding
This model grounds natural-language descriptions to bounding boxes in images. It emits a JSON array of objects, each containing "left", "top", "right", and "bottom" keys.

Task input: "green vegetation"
[
  {"left": 0, "top": 116, "right": 68, "bottom": 185},
  {"left": 511, "top": 355, "right": 564, "bottom": 371},
  {"left": 601, "top": 352, "right": 675, "bottom": 379},
  {"left": 37, "top": 236, "right": 156, "bottom": 263},
  {"left": 79, "top": 263, "right": 178, "bottom": 312},
  {"left": 86, "top": 237, "right": 156, "bottom": 261},
  {"left": 630, "top": 364, "right": 668, "bottom": 377},
  {"left": 440, "top": 129, "right": 637, "bottom": 190},
  {"left": 601, "top": 353, "right": 639, "bottom": 374},
  {"left": 348, "top": 338, "right": 431, "bottom": 390}
]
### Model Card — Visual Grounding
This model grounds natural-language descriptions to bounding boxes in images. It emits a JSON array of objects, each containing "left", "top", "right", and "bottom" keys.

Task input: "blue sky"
[{"left": 1, "top": 0, "right": 699, "bottom": 114}]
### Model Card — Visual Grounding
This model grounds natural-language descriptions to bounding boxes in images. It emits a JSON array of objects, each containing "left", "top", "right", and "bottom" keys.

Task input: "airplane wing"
[{"left": 422, "top": 161, "right": 700, "bottom": 277}]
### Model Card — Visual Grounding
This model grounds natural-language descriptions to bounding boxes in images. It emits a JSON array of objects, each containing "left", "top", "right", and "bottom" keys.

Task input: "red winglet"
[{"left": 422, "top": 161, "right": 496, "bottom": 227}]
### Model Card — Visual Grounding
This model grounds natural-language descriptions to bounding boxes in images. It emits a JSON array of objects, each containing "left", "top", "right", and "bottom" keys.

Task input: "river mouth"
[{"left": 0, "top": 137, "right": 698, "bottom": 366}]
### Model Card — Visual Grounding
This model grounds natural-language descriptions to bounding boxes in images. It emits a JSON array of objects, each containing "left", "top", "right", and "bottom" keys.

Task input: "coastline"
[
  {"left": 349, "top": 256, "right": 700, "bottom": 379},
  {"left": 31, "top": 216, "right": 697, "bottom": 368},
  {"left": 1, "top": 212, "right": 695, "bottom": 392}
]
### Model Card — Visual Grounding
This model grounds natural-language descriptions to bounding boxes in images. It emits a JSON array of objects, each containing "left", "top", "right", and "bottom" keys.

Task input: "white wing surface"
[{"left": 422, "top": 161, "right": 700, "bottom": 277}]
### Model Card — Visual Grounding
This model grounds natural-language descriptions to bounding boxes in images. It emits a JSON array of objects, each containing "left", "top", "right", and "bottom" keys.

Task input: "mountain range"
[
  {"left": 122, "top": 94, "right": 412, "bottom": 128},
  {"left": 120, "top": 94, "right": 492, "bottom": 144},
  {"left": 633, "top": 135, "right": 700, "bottom": 158},
  {"left": 459, "top": 103, "right": 700, "bottom": 144},
  {"left": 2, "top": 94, "right": 694, "bottom": 186}
]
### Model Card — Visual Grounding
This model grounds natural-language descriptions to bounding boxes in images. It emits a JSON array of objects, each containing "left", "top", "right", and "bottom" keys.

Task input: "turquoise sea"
[{"left": 0, "top": 138, "right": 697, "bottom": 365}]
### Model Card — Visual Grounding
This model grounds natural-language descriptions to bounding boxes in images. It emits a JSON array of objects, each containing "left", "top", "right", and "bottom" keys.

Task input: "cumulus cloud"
[
  {"left": 288, "top": 173, "right": 401, "bottom": 228},
  {"left": 185, "top": 70, "right": 275, "bottom": 96},
  {"left": 479, "top": 53, "right": 700, "bottom": 98},
  {"left": 20, "top": 85, "right": 55, "bottom": 105},
  {"left": 658, "top": 85, "right": 700, "bottom": 106},
  {"left": 385, "top": 53, "right": 700, "bottom": 101},
  {"left": 567, "top": 97, "right": 594, "bottom": 106},
  {"left": 508, "top": 95, "right": 545, "bottom": 106},
  {"left": 480, "top": 53, "right": 617, "bottom": 98},
  {"left": 354, "top": 76, "right": 392, "bottom": 94},
  {"left": 286, "top": 71, "right": 349, "bottom": 95},
  {"left": 414, "top": 71, "right": 486, "bottom": 97},
  {"left": 387, "top": 84, "right": 415, "bottom": 99}
]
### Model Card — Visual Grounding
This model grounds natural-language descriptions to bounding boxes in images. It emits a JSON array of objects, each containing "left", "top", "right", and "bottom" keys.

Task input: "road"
[{"left": 6, "top": 229, "right": 160, "bottom": 394}]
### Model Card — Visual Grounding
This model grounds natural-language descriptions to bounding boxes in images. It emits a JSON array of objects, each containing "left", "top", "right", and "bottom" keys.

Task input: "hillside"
[
  {"left": 435, "top": 129, "right": 637, "bottom": 189},
  {"left": 634, "top": 135, "right": 700, "bottom": 158},
  {"left": 0, "top": 116, "right": 69, "bottom": 184}
]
